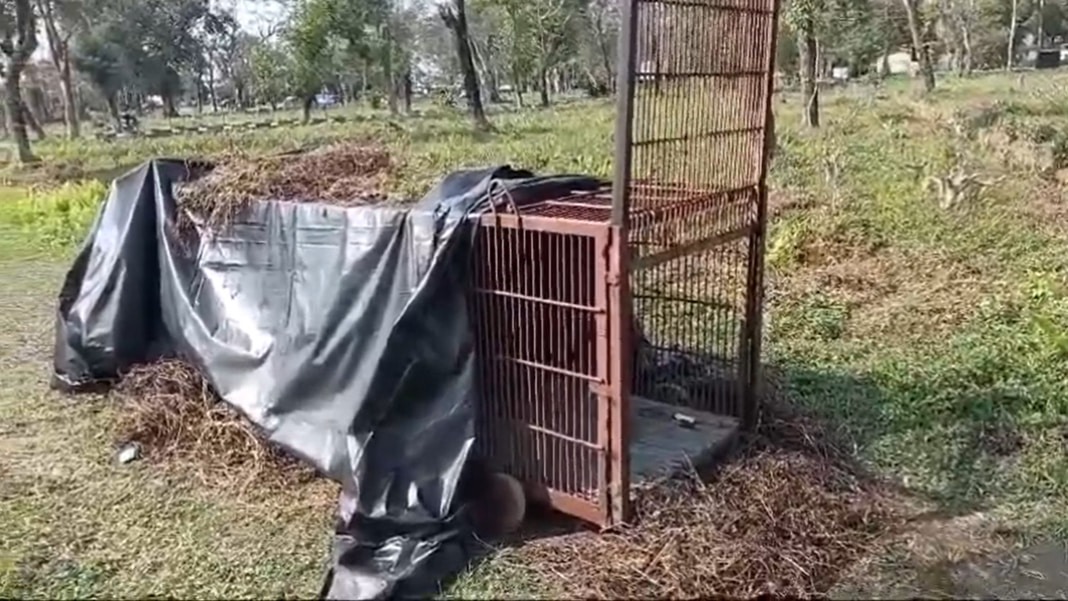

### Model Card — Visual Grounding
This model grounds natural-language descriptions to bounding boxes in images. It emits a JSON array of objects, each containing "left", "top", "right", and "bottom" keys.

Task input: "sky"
[{"left": 230, "top": 0, "right": 290, "bottom": 35}]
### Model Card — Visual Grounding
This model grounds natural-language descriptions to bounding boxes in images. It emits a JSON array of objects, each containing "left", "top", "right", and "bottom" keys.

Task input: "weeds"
[
  {"left": 0, "top": 180, "right": 106, "bottom": 255},
  {"left": 5, "top": 71, "right": 1068, "bottom": 597}
]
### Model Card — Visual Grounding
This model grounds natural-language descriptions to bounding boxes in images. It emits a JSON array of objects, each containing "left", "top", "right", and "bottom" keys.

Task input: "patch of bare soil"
[
  {"left": 500, "top": 388, "right": 906, "bottom": 599},
  {"left": 177, "top": 142, "right": 396, "bottom": 226},
  {"left": 828, "top": 510, "right": 1022, "bottom": 600}
]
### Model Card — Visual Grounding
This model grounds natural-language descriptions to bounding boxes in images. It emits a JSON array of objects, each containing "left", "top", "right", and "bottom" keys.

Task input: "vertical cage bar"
[
  {"left": 612, "top": 0, "right": 640, "bottom": 228},
  {"left": 605, "top": 225, "right": 631, "bottom": 524},
  {"left": 742, "top": 0, "right": 780, "bottom": 429}
]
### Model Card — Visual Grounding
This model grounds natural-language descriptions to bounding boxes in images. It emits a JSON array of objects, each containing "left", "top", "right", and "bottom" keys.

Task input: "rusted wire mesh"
[
  {"left": 619, "top": 0, "right": 777, "bottom": 421},
  {"left": 112, "top": 360, "right": 320, "bottom": 491},
  {"left": 470, "top": 215, "right": 612, "bottom": 525}
]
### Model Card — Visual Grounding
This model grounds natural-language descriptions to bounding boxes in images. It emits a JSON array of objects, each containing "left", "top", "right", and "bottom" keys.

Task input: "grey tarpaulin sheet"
[{"left": 51, "top": 159, "right": 602, "bottom": 599}]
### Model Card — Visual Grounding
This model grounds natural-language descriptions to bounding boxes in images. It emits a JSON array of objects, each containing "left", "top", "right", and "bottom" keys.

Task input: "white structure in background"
[
  {"left": 831, "top": 66, "right": 850, "bottom": 80},
  {"left": 872, "top": 52, "right": 914, "bottom": 75}
]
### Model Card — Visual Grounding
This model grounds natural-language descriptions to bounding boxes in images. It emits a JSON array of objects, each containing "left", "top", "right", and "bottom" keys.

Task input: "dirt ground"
[
  {"left": 829, "top": 509, "right": 1068, "bottom": 600},
  {"left": 833, "top": 542, "right": 1068, "bottom": 599}
]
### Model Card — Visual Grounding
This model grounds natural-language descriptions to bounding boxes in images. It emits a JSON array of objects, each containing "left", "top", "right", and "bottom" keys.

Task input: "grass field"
[{"left": 4, "top": 70, "right": 1068, "bottom": 597}]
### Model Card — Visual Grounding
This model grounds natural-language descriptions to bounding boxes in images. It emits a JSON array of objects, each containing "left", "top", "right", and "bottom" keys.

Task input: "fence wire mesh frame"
[
  {"left": 470, "top": 212, "right": 625, "bottom": 526},
  {"left": 612, "top": 0, "right": 779, "bottom": 429},
  {"left": 471, "top": 0, "right": 779, "bottom": 529}
]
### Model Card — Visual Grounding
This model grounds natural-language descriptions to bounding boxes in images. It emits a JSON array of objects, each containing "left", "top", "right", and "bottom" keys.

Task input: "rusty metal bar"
[
  {"left": 606, "top": 225, "right": 632, "bottom": 525},
  {"left": 631, "top": 225, "right": 751, "bottom": 271},
  {"left": 742, "top": 0, "right": 780, "bottom": 429},
  {"left": 612, "top": 0, "right": 640, "bottom": 228},
  {"left": 469, "top": 0, "right": 779, "bottom": 530}
]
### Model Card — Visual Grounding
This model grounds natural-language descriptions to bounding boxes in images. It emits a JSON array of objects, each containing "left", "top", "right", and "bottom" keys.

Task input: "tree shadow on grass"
[{"left": 764, "top": 361, "right": 1011, "bottom": 516}]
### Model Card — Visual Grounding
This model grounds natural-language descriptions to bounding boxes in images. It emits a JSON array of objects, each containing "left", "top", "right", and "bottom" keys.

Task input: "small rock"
[{"left": 117, "top": 443, "right": 141, "bottom": 465}]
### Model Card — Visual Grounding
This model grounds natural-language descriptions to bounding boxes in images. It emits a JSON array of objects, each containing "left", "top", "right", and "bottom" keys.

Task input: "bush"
[{"left": 0, "top": 180, "right": 108, "bottom": 253}]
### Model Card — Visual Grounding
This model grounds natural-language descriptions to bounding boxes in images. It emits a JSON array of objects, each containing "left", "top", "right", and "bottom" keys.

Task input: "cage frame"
[{"left": 470, "top": 0, "right": 781, "bottom": 529}]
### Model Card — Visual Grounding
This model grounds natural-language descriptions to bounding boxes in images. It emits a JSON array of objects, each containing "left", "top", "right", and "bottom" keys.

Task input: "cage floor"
[{"left": 630, "top": 395, "right": 740, "bottom": 483}]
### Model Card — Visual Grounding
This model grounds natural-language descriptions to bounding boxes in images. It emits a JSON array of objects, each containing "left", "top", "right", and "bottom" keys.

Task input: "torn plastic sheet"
[{"left": 51, "top": 159, "right": 602, "bottom": 599}]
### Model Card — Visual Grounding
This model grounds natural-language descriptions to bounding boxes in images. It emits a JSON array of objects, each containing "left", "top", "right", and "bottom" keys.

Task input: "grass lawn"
[{"left": 4, "top": 70, "right": 1068, "bottom": 597}]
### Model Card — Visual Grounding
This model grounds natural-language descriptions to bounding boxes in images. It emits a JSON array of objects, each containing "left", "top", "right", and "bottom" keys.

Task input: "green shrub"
[{"left": 0, "top": 180, "right": 108, "bottom": 253}]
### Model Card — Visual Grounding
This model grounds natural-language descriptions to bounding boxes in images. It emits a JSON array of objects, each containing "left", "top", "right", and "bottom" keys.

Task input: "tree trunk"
[
  {"left": 1037, "top": 0, "right": 1045, "bottom": 48},
  {"left": 960, "top": 22, "right": 973, "bottom": 75},
  {"left": 106, "top": 93, "right": 121, "bottom": 128},
  {"left": 302, "top": 95, "right": 315, "bottom": 124},
  {"left": 880, "top": 41, "right": 891, "bottom": 78},
  {"left": 902, "top": 0, "right": 935, "bottom": 92},
  {"left": 443, "top": 0, "right": 491, "bottom": 130},
  {"left": 799, "top": 29, "right": 819, "bottom": 128},
  {"left": 59, "top": 56, "right": 79, "bottom": 138},
  {"left": 539, "top": 67, "right": 550, "bottom": 107},
  {"left": 22, "top": 101, "right": 45, "bottom": 140},
  {"left": 960, "top": 0, "right": 976, "bottom": 75},
  {"left": 163, "top": 94, "right": 179, "bottom": 118},
  {"left": 1007, "top": 0, "right": 1018, "bottom": 69},
  {"left": 209, "top": 65, "right": 218, "bottom": 112},
  {"left": 383, "top": 28, "right": 399, "bottom": 116},
  {"left": 596, "top": 20, "right": 614, "bottom": 91},
  {"left": 5, "top": 73, "right": 35, "bottom": 163},
  {"left": 472, "top": 37, "right": 501, "bottom": 103},
  {"left": 403, "top": 68, "right": 413, "bottom": 114}
]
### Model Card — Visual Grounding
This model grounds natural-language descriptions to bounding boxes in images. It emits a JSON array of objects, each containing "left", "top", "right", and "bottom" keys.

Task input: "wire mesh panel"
[
  {"left": 469, "top": 213, "right": 623, "bottom": 526},
  {"left": 614, "top": 0, "right": 779, "bottom": 423}
]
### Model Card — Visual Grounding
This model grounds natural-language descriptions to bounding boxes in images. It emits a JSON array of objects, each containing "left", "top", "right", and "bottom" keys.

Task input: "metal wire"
[
  {"left": 470, "top": 0, "right": 779, "bottom": 527},
  {"left": 623, "top": 0, "right": 777, "bottom": 419},
  {"left": 470, "top": 214, "right": 613, "bottom": 523}
]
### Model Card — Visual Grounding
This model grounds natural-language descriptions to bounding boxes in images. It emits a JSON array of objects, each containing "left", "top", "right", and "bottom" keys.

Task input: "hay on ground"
[
  {"left": 502, "top": 395, "right": 904, "bottom": 599},
  {"left": 178, "top": 142, "right": 395, "bottom": 226},
  {"left": 113, "top": 359, "right": 317, "bottom": 489}
]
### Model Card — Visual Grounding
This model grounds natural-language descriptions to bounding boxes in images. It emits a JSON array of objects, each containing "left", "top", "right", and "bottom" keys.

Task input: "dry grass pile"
[
  {"left": 113, "top": 359, "right": 317, "bottom": 489},
  {"left": 178, "top": 142, "right": 395, "bottom": 225},
  {"left": 509, "top": 400, "right": 904, "bottom": 599}
]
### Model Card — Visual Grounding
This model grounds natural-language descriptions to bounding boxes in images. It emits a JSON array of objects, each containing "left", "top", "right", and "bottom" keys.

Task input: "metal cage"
[{"left": 470, "top": 0, "right": 779, "bottom": 528}]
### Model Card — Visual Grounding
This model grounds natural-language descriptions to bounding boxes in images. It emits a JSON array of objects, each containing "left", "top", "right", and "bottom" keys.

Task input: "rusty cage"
[{"left": 470, "top": 0, "right": 779, "bottom": 528}]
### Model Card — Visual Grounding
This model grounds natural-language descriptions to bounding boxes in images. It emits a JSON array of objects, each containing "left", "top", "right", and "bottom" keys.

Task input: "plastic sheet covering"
[{"left": 51, "top": 159, "right": 602, "bottom": 599}]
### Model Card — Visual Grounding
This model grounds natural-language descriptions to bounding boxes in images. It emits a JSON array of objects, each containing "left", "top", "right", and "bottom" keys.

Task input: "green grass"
[{"left": 5, "top": 69, "right": 1068, "bottom": 597}]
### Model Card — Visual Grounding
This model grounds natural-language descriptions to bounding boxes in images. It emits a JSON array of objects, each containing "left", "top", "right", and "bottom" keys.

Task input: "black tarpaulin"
[{"left": 51, "top": 159, "right": 602, "bottom": 599}]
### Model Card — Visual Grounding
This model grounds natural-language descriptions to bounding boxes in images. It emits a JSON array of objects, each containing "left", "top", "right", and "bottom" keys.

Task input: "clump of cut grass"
[
  {"left": 112, "top": 359, "right": 319, "bottom": 491},
  {"left": 463, "top": 391, "right": 904, "bottom": 599},
  {"left": 177, "top": 142, "right": 397, "bottom": 226}
]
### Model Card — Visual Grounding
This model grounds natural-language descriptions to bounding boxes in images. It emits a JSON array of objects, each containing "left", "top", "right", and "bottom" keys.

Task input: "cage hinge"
[{"left": 602, "top": 230, "right": 622, "bottom": 286}]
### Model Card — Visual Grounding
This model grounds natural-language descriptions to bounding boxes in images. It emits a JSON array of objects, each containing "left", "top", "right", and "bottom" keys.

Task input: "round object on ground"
[{"left": 473, "top": 472, "right": 526, "bottom": 537}]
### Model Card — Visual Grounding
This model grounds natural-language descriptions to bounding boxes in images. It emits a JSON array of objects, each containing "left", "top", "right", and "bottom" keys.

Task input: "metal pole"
[{"left": 611, "top": 0, "right": 639, "bottom": 229}]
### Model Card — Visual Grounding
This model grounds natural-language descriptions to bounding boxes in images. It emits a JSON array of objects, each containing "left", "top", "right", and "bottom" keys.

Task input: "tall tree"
[
  {"left": 73, "top": 22, "right": 125, "bottom": 126},
  {"left": 288, "top": 0, "right": 335, "bottom": 123},
  {"left": 530, "top": 0, "right": 582, "bottom": 106},
  {"left": 35, "top": 0, "right": 85, "bottom": 138},
  {"left": 902, "top": 0, "right": 937, "bottom": 92},
  {"left": 1007, "top": 0, "right": 1018, "bottom": 68},
  {"left": 439, "top": 0, "right": 491, "bottom": 130},
  {"left": 249, "top": 37, "right": 290, "bottom": 109},
  {"left": 584, "top": 0, "right": 619, "bottom": 94},
  {"left": 0, "top": 0, "right": 39, "bottom": 163},
  {"left": 785, "top": 0, "right": 823, "bottom": 127}
]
